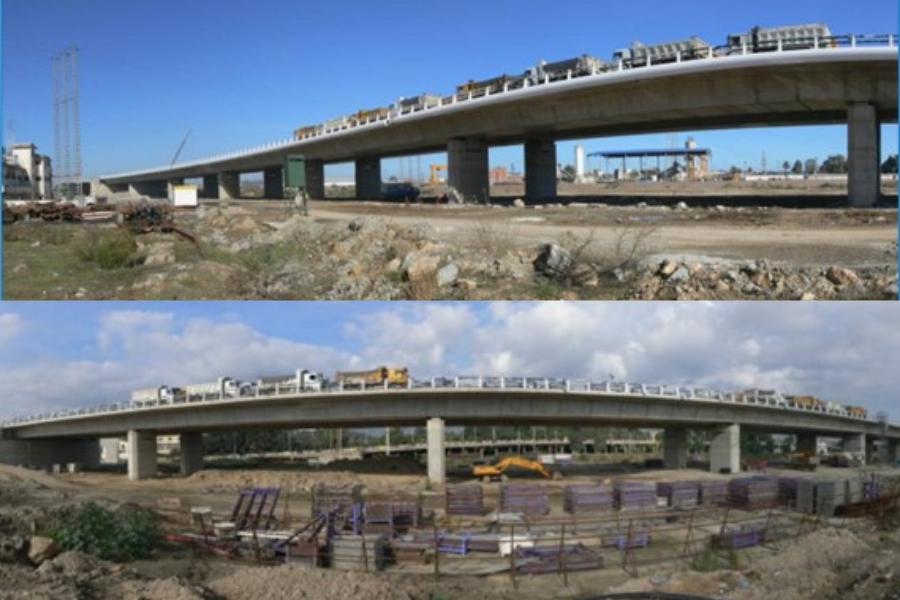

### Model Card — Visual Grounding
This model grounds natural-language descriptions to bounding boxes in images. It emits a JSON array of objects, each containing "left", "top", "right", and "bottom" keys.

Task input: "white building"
[{"left": 3, "top": 143, "right": 53, "bottom": 200}]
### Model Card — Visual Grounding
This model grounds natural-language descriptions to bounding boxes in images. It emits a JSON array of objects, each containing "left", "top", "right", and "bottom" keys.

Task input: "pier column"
[
  {"left": 524, "top": 137, "right": 557, "bottom": 202},
  {"left": 355, "top": 157, "right": 382, "bottom": 199},
  {"left": 448, "top": 137, "right": 489, "bottom": 203},
  {"left": 305, "top": 158, "right": 326, "bottom": 200},
  {"left": 847, "top": 102, "right": 880, "bottom": 207},
  {"left": 201, "top": 175, "right": 218, "bottom": 199},
  {"left": 710, "top": 424, "right": 740, "bottom": 474},
  {"left": 263, "top": 167, "right": 284, "bottom": 199},
  {"left": 843, "top": 433, "right": 866, "bottom": 465},
  {"left": 127, "top": 430, "right": 157, "bottom": 481},
  {"left": 427, "top": 417, "right": 446, "bottom": 486},
  {"left": 662, "top": 428, "right": 688, "bottom": 469},
  {"left": 179, "top": 432, "right": 204, "bottom": 476},
  {"left": 218, "top": 171, "right": 240, "bottom": 200}
]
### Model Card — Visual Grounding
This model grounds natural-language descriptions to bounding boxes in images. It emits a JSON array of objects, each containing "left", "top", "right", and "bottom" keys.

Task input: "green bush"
[
  {"left": 76, "top": 227, "right": 138, "bottom": 270},
  {"left": 48, "top": 501, "right": 160, "bottom": 562}
]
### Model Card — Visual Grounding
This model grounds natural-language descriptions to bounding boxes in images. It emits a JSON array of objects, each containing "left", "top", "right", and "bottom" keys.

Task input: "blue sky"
[
  {"left": 0, "top": 302, "right": 898, "bottom": 426},
  {"left": 2, "top": 0, "right": 897, "bottom": 180}
]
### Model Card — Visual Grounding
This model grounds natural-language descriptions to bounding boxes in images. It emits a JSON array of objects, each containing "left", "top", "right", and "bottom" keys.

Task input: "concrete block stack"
[
  {"left": 814, "top": 479, "right": 847, "bottom": 516},
  {"left": 312, "top": 483, "right": 364, "bottom": 516},
  {"left": 657, "top": 480, "right": 700, "bottom": 509},
  {"left": 796, "top": 478, "right": 816, "bottom": 513},
  {"left": 845, "top": 478, "right": 863, "bottom": 504},
  {"left": 563, "top": 483, "right": 615, "bottom": 514},
  {"left": 329, "top": 533, "right": 387, "bottom": 571},
  {"left": 445, "top": 485, "right": 484, "bottom": 516},
  {"left": 699, "top": 480, "right": 728, "bottom": 505},
  {"left": 614, "top": 480, "right": 658, "bottom": 512},
  {"left": 727, "top": 476, "right": 780, "bottom": 509},
  {"left": 500, "top": 484, "right": 550, "bottom": 516},
  {"left": 362, "top": 503, "right": 394, "bottom": 536}
]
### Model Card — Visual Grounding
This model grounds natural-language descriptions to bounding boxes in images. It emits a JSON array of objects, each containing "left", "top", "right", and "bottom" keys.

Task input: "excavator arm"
[{"left": 472, "top": 456, "right": 552, "bottom": 480}]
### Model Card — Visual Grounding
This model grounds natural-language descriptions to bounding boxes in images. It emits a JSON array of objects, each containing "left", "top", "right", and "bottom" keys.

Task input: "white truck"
[
  {"left": 184, "top": 376, "right": 253, "bottom": 401},
  {"left": 613, "top": 36, "right": 711, "bottom": 67},
  {"left": 131, "top": 386, "right": 182, "bottom": 407},
  {"left": 256, "top": 369, "right": 323, "bottom": 395}
]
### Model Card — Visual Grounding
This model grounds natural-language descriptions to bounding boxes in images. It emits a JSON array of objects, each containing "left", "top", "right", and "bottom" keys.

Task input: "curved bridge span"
[
  {"left": 2, "top": 377, "right": 897, "bottom": 482},
  {"left": 95, "top": 37, "right": 898, "bottom": 207}
]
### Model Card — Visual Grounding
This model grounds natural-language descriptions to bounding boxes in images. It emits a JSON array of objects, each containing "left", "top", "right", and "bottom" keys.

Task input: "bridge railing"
[
  {"left": 103, "top": 31, "right": 897, "bottom": 181},
  {"left": 1, "top": 375, "right": 882, "bottom": 427}
]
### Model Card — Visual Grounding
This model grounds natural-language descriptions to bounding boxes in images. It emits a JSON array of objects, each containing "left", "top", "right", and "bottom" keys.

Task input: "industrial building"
[{"left": 2, "top": 143, "right": 53, "bottom": 200}]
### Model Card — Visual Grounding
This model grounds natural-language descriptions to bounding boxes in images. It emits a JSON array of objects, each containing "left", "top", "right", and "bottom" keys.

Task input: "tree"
[
  {"left": 804, "top": 158, "right": 818, "bottom": 176},
  {"left": 820, "top": 154, "right": 848, "bottom": 174},
  {"left": 881, "top": 154, "right": 898, "bottom": 174},
  {"left": 781, "top": 160, "right": 790, "bottom": 175},
  {"left": 791, "top": 160, "right": 803, "bottom": 174}
]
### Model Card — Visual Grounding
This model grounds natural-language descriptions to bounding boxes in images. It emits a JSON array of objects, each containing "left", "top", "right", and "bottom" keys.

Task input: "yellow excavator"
[{"left": 472, "top": 456, "right": 557, "bottom": 481}]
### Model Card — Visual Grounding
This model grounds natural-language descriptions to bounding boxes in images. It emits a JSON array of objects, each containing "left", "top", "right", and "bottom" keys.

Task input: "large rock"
[
  {"left": 401, "top": 252, "right": 440, "bottom": 282},
  {"left": 533, "top": 244, "right": 572, "bottom": 278},
  {"left": 436, "top": 263, "right": 459, "bottom": 287},
  {"left": 825, "top": 266, "right": 859, "bottom": 286},
  {"left": 28, "top": 536, "right": 60, "bottom": 565},
  {"left": 657, "top": 259, "right": 679, "bottom": 278}
]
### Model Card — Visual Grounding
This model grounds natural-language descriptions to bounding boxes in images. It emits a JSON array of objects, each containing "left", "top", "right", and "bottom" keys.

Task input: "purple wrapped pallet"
[
  {"left": 657, "top": 480, "right": 700, "bottom": 509},
  {"left": 564, "top": 483, "right": 615, "bottom": 514},
  {"left": 614, "top": 480, "right": 658, "bottom": 512}
]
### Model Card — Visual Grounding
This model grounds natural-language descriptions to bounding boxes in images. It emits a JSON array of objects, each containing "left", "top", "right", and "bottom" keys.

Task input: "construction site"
[{"left": 1, "top": 450, "right": 900, "bottom": 600}]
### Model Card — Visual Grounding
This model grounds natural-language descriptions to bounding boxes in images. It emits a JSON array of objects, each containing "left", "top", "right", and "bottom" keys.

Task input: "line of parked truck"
[
  {"left": 293, "top": 22, "right": 850, "bottom": 139},
  {"left": 130, "top": 367, "right": 410, "bottom": 406}
]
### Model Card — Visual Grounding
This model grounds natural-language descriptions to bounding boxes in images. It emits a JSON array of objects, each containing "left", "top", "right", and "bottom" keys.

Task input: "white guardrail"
[
  {"left": 103, "top": 33, "right": 897, "bottom": 181},
  {"left": 1, "top": 376, "right": 877, "bottom": 427}
]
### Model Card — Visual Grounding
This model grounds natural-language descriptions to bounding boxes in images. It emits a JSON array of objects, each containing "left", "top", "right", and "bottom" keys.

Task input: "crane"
[{"left": 171, "top": 129, "right": 192, "bottom": 165}]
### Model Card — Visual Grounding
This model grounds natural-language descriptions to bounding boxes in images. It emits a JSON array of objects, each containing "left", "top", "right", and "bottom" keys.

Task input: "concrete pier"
[
  {"left": 795, "top": 433, "right": 818, "bottom": 454},
  {"left": 179, "top": 432, "right": 204, "bottom": 476},
  {"left": 662, "top": 428, "right": 688, "bottom": 469},
  {"left": 710, "top": 424, "right": 740, "bottom": 474},
  {"left": 524, "top": 137, "right": 557, "bottom": 202},
  {"left": 305, "top": 159, "right": 326, "bottom": 199},
  {"left": 448, "top": 137, "right": 489, "bottom": 203},
  {"left": 263, "top": 167, "right": 284, "bottom": 199},
  {"left": 844, "top": 433, "right": 866, "bottom": 465},
  {"left": 127, "top": 430, "right": 157, "bottom": 481},
  {"left": 426, "top": 417, "right": 446, "bottom": 486},
  {"left": 847, "top": 102, "right": 881, "bottom": 207},
  {"left": 202, "top": 175, "right": 218, "bottom": 199},
  {"left": 218, "top": 171, "right": 240, "bottom": 200},
  {"left": 355, "top": 157, "right": 382, "bottom": 199}
]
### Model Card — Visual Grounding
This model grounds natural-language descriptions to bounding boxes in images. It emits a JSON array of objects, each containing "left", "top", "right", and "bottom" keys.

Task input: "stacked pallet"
[
  {"left": 699, "top": 480, "right": 728, "bottom": 506},
  {"left": 815, "top": 479, "right": 847, "bottom": 516},
  {"left": 514, "top": 544, "right": 604, "bottom": 574},
  {"left": 500, "top": 484, "right": 550, "bottom": 516},
  {"left": 796, "top": 478, "right": 816, "bottom": 513},
  {"left": 614, "top": 480, "right": 658, "bottom": 512},
  {"left": 778, "top": 477, "right": 800, "bottom": 508},
  {"left": 727, "top": 476, "right": 780, "bottom": 509},
  {"left": 602, "top": 526, "right": 650, "bottom": 549},
  {"left": 445, "top": 485, "right": 484, "bottom": 516},
  {"left": 657, "top": 480, "right": 700, "bottom": 509},
  {"left": 563, "top": 483, "right": 615, "bottom": 514},
  {"left": 329, "top": 534, "right": 387, "bottom": 571},
  {"left": 362, "top": 503, "right": 394, "bottom": 536},
  {"left": 390, "top": 500, "right": 422, "bottom": 530}
]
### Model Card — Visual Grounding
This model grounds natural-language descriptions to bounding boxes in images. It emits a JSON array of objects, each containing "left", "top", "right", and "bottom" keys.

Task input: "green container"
[{"left": 284, "top": 154, "right": 306, "bottom": 192}]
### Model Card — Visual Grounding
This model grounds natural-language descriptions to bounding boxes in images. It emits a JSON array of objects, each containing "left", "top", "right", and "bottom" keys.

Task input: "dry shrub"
[
  {"left": 469, "top": 220, "right": 517, "bottom": 257},
  {"left": 612, "top": 221, "right": 659, "bottom": 269}
]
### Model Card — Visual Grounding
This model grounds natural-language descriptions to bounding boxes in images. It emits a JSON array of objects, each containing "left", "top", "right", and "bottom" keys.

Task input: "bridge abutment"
[
  {"left": 847, "top": 102, "right": 881, "bottom": 207},
  {"left": 355, "top": 157, "right": 382, "bottom": 199},
  {"left": 130, "top": 180, "right": 166, "bottom": 199},
  {"left": 305, "top": 159, "right": 325, "bottom": 199},
  {"left": 427, "top": 417, "right": 446, "bottom": 486},
  {"left": 448, "top": 137, "right": 489, "bottom": 203},
  {"left": 218, "top": 171, "right": 240, "bottom": 200},
  {"left": 263, "top": 167, "right": 284, "bottom": 199},
  {"left": 710, "top": 424, "right": 740, "bottom": 474},
  {"left": 127, "top": 430, "right": 157, "bottom": 481},
  {"left": 0, "top": 436, "right": 100, "bottom": 471},
  {"left": 524, "top": 137, "right": 558, "bottom": 202},
  {"left": 180, "top": 432, "right": 204, "bottom": 475},
  {"left": 662, "top": 428, "right": 688, "bottom": 469}
]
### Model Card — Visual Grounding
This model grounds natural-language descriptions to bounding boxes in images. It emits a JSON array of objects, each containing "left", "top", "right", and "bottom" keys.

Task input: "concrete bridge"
[
  {"left": 94, "top": 38, "right": 898, "bottom": 208},
  {"left": 2, "top": 378, "right": 897, "bottom": 484}
]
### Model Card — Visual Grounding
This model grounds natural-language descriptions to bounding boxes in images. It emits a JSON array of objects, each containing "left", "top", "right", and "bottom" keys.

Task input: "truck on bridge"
[
  {"left": 334, "top": 366, "right": 409, "bottom": 389},
  {"left": 725, "top": 23, "right": 834, "bottom": 54},
  {"left": 256, "top": 369, "right": 323, "bottom": 395},
  {"left": 613, "top": 35, "right": 711, "bottom": 67},
  {"left": 131, "top": 386, "right": 183, "bottom": 407},
  {"left": 185, "top": 376, "right": 253, "bottom": 401}
]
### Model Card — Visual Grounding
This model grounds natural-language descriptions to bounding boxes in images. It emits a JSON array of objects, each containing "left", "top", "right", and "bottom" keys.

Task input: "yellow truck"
[{"left": 334, "top": 366, "right": 409, "bottom": 389}]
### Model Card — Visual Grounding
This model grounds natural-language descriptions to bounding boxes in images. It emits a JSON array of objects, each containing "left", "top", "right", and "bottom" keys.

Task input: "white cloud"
[{"left": 0, "top": 312, "right": 26, "bottom": 348}]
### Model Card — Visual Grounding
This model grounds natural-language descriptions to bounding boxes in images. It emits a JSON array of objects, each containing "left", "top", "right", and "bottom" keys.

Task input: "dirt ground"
[
  {"left": 3, "top": 180, "right": 897, "bottom": 300},
  {"left": 2, "top": 459, "right": 900, "bottom": 600}
]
